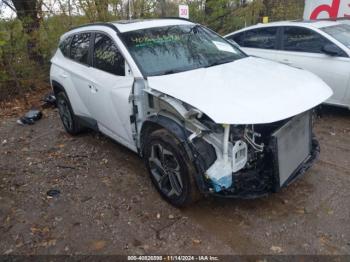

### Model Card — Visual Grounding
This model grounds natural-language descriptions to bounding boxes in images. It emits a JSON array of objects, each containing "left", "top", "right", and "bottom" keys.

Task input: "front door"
[
  {"left": 85, "top": 32, "right": 136, "bottom": 150},
  {"left": 274, "top": 26, "right": 350, "bottom": 107}
]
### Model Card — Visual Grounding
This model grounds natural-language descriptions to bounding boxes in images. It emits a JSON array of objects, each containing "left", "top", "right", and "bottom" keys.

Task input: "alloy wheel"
[
  {"left": 148, "top": 143, "right": 183, "bottom": 198},
  {"left": 57, "top": 97, "right": 73, "bottom": 131}
]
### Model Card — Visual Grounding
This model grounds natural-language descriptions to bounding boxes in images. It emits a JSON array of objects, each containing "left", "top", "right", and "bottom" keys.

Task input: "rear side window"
[
  {"left": 228, "top": 32, "right": 245, "bottom": 46},
  {"left": 283, "top": 27, "right": 335, "bottom": 53},
  {"left": 93, "top": 33, "right": 125, "bottom": 76},
  {"left": 59, "top": 36, "right": 72, "bottom": 57},
  {"left": 240, "top": 27, "right": 278, "bottom": 49},
  {"left": 70, "top": 33, "right": 91, "bottom": 65}
]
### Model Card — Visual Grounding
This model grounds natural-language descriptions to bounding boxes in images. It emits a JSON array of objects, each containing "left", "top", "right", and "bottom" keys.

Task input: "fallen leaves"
[
  {"left": 30, "top": 226, "right": 50, "bottom": 234},
  {"left": 38, "top": 239, "right": 57, "bottom": 247},
  {"left": 192, "top": 239, "right": 201, "bottom": 245},
  {"left": 295, "top": 208, "right": 305, "bottom": 214},
  {"left": 4, "top": 248, "right": 13, "bottom": 255},
  {"left": 0, "top": 85, "right": 50, "bottom": 119},
  {"left": 101, "top": 177, "right": 112, "bottom": 187},
  {"left": 270, "top": 245, "right": 283, "bottom": 253},
  {"left": 100, "top": 158, "right": 108, "bottom": 165},
  {"left": 90, "top": 240, "right": 107, "bottom": 251}
]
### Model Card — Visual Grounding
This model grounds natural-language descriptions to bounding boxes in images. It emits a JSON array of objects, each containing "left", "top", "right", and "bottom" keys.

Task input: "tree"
[
  {"left": 9, "top": 0, "right": 44, "bottom": 65},
  {"left": 159, "top": 0, "right": 166, "bottom": 17},
  {"left": 95, "top": 0, "right": 109, "bottom": 21}
]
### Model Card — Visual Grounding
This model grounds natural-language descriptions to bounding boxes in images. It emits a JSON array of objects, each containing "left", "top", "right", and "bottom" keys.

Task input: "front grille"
[{"left": 272, "top": 112, "right": 312, "bottom": 187}]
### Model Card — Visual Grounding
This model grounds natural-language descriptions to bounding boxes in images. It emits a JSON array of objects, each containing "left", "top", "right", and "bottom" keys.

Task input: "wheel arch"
[
  {"left": 140, "top": 115, "right": 216, "bottom": 194},
  {"left": 139, "top": 115, "right": 190, "bottom": 156},
  {"left": 51, "top": 80, "right": 66, "bottom": 97}
]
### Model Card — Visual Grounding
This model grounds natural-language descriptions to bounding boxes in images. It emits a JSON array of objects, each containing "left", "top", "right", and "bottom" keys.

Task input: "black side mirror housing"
[{"left": 322, "top": 44, "right": 341, "bottom": 56}]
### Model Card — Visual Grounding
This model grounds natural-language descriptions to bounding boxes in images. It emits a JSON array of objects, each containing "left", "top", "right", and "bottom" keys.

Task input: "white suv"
[
  {"left": 50, "top": 19, "right": 331, "bottom": 206},
  {"left": 225, "top": 20, "right": 350, "bottom": 109}
]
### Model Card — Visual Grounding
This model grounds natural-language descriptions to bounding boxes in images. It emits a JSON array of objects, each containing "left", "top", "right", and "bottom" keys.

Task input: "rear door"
[
  {"left": 274, "top": 26, "right": 350, "bottom": 106},
  {"left": 68, "top": 32, "right": 94, "bottom": 117},
  {"left": 227, "top": 27, "right": 279, "bottom": 61}
]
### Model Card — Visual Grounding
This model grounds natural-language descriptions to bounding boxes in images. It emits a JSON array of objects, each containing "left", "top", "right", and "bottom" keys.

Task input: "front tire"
[
  {"left": 143, "top": 129, "right": 201, "bottom": 207},
  {"left": 56, "top": 91, "right": 84, "bottom": 135}
]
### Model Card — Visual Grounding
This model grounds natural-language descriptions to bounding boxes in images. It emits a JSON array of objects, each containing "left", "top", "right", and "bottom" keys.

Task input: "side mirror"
[{"left": 322, "top": 44, "right": 341, "bottom": 56}]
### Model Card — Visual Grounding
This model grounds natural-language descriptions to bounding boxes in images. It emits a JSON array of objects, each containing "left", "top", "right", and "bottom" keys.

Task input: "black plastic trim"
[
  {"left": 142, "top": 115, "right": 190, "bottom": 144},
  {"left": 68, "top": 22, "right": 121, "bottom": 34},
  {"left": 75, "top": 115, "right": 99, "bottom": 131},
  {"left": 51, "top": 80, "right": 65, "bottom": 95}
]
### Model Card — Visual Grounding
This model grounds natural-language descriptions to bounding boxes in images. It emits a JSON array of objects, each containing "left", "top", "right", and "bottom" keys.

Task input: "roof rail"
[
  {"left": 160, "top": 16, "right": 191, "bottom": 22},
  {"left": 68, "top": 22, "right": 120, "bottom": 34},
  {"left": 68, "top": 18, "right": 192, "bottom": 34}
]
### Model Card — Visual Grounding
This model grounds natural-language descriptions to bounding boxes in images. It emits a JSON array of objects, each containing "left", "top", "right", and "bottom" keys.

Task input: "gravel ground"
[{"left": 0, "top": 106, "right": 349, "bottom": 255}]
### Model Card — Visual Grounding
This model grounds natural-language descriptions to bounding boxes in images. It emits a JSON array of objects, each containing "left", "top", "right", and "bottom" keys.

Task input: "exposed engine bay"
[
  {"left": 200, "top": 114, "right": 313, "bottom": 197},
  {"left": 133, "top": 81, "right": 319, "bottom": 198}
]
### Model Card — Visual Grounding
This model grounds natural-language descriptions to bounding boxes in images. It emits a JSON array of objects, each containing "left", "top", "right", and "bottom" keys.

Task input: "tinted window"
[
  {"left": 70, "top": 33, "right": 91, "bottom": 64},
  {"left": 93, "top": 33, "right": 125, "bottom": 76},
  {"left": 59, "top": 36, "right": 72, "bottom": 57},
  {"left": 283, "top": 27, "right": 339, "bottom": 54},
  {"left": 241, "top": 27, "right": 278, "bottom": 49},
  {"left": 228, "top": 32, "right": 245, "bottom": 46}
]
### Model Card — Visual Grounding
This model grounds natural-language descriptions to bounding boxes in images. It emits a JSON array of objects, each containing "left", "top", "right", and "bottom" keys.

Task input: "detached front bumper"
[{"left": 211, "top": 137, "right": 320, "bottom": 199}]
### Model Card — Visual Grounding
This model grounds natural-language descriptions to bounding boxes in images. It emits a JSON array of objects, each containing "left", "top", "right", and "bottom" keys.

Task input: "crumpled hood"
[{"left": 147, "top": 57, "right": 332, "bottom": 124}]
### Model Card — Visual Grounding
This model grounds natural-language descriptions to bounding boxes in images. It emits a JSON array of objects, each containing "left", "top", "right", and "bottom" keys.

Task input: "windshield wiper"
[
  {"left": 205, "top": 59, "right": 235, "bottom": 68},
  {"left": 162, "top": 69, "right": 181, "bottom": 75}
]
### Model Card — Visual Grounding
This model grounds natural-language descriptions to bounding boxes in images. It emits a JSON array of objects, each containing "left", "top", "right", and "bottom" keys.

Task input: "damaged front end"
[
  {"left": 135, "top": 82, "right": 319, "bottom": 199},
  {"left": 202, "top": 112, "right": 320, "bottom": 198},
  {"left": 198, "top": 111, "right": 320, "bottom": 198}
]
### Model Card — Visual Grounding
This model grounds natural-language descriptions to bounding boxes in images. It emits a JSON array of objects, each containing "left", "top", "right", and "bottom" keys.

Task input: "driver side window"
[
  {"left": 93, "top": 33, "right": 125, "bottom": 76},
  {"left": 282, "top": 26, "right": 344, "bottom": 56}
]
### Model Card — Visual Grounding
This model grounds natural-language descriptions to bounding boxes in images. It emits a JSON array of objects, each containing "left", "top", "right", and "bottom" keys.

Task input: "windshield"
[
  {"left": 120, "top": 24, "right": 246, "bottom": 77},
  {"left": 321, "top": 24, "right": 350, "bottom": 49}
]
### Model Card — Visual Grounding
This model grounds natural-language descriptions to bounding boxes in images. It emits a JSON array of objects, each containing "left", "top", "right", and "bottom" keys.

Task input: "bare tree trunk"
[
  {"left": 11, "top": 0, "right": 44, "bottom": 65},
  {"left": 159, "top": 0, "right": 166, "bottom": 17},
  {"left": 140, "top": 0, "right": 145, "bottom": 18},
  {"left": 95, "top": 0, "right": 109, "bottom": 21},
  {"left": 205, "top": 0, "right": 215, "bottom": 17}
]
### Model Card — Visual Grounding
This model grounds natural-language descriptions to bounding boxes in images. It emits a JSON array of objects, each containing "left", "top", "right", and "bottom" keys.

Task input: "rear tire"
[
  {"left": 143, "top": 129, "right": 201, "bottom": 207},
  {"left": 56, "top": 91, "right": 84, "bottom": 135}
]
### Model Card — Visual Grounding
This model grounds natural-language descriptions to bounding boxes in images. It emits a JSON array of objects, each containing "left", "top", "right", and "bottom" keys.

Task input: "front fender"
[{"left": 140, "top": 115, "right": 216, "bottom": 194}]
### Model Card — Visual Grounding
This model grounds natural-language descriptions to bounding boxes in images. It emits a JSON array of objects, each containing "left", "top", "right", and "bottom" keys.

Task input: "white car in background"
[
  {"left": 50, "top": 19, "right": 332, "bottom": 207},
  {"left": 225, "top": 20, "right": 350, "bottom": 109}
]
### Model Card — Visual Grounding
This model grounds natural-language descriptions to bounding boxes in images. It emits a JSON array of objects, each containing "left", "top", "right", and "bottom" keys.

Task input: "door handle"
[
  {"left": 88, "top": 84, "right": 98, "bottom": 93},
  {"left": 281, "top": 59, "right": 292, "bottom": 66},
  {"left": 59, "top": 73, "right": 68, "bottom": 78}
]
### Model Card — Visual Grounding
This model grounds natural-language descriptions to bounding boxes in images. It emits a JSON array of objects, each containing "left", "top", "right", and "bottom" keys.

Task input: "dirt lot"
[{"left": 0, "top": 105, "right": 350, "bottom": 255}]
